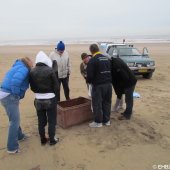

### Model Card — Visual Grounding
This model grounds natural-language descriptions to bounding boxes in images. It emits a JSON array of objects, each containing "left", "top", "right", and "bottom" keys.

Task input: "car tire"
[{"left": 143, "top": 72, "right": 153, "bottom": 79}]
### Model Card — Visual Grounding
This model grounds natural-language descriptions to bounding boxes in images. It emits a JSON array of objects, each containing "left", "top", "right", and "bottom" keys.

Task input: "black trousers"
[
  {"left": 92, "top": 83, "right": 112, "bottom": 123},
  {"left": 123, "top": 85, "right": 135, "bottom": 118},
  {"left": 58, "top": 77, "right": 70, "bottom": 101},
  {"left": 34, "top": 97, "right": 57, "bottom": 141}
]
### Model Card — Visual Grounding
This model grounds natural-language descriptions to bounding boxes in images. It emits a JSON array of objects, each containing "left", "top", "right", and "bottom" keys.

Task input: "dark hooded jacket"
[
  {"left": 29, "top": 51, "right": 59, "bottom": 96},
  {"left": 87, "top": 53, "right": 112, "bottom": 85},
  {"left": 111, "top": 57, "right": 137, "bottom": 97}
]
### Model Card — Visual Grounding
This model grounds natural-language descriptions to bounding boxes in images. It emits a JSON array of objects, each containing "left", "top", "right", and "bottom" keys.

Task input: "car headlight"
[
  {"left": 127, "top": 62, "right": 135, "bottom": 67},
  {"left": 148, "top": 61, "right": 155, "bottom": 66}
]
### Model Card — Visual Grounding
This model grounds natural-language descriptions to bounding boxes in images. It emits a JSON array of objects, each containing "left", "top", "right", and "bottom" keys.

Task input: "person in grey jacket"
[{"left": 49, "top": 41, "right": 71, "bottom": 101}]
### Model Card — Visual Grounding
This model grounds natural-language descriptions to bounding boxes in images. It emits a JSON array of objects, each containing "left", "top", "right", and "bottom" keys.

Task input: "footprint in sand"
[
  {"left": 76, "top": 164, "right": 86, "bottom": 170},
  {"left": 159, "top": 136, "right": 170, "bottom": 150},
  {"left": 140, "top": 132, "right": 155, "bottom": 140},
  {"left": 30, "top": 165, "right": 40, "bottom": 170}
]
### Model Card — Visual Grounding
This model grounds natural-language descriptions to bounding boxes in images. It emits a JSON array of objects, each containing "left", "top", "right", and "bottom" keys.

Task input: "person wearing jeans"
[
  {"left": 1, "top": 95, "right": 25, "bottom": 151},
  {"left": 0, "top": 57, "right": 33, "bottom": 154},
  {"left": 30, "top": 51, "right": 59, "bottom": 145},
  {"left": 34, "top": 98, "right": 57, "bottom": 144}
]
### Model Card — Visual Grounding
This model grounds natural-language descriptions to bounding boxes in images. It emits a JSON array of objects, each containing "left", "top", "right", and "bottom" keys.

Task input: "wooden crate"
[{"left": 57, "top": 97, "right": 93, "bottom": 129}]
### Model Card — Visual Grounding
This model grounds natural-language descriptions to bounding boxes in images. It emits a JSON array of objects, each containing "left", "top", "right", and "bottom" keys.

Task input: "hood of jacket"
[{"left": 35, "top": 51, "right": 52, "bottom": 67}]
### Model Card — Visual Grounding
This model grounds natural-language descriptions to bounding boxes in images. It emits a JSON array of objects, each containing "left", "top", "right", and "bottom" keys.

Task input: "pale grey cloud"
[{"left": 0, "top": 0, "right": 170, "bottom": 41}]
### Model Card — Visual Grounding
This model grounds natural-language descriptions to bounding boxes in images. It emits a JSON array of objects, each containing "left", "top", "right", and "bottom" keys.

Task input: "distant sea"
[{"left": 0, "top": 35, "right": 170, "bottom": 46}]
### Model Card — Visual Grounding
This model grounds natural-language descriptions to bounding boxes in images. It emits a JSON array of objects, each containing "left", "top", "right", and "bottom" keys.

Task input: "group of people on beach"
[{"left": 0, "top": 41, "right": 137, "bottom": 154}]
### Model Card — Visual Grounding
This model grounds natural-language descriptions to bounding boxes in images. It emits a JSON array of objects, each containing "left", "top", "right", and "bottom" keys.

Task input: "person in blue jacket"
[{"left": 0, "top": 57, "right": 33, "bottom": 154}]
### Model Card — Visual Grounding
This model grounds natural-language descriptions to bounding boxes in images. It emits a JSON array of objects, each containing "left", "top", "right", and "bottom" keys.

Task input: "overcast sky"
[{"left": 0, "top": 0, "right": 170, "bottom": 41}]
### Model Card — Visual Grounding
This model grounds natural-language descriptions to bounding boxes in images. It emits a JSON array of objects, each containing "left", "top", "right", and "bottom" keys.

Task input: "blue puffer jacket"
[{"left": 1, "top": 60, "right": 30, "bottom": 99}]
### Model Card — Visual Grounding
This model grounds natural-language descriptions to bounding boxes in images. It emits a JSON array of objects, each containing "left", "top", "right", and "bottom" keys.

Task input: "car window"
[
  {"left": 119, "top": 48, "right": 141, "bottom": 56},
  {"left": 108, "top": 48, "right": 118, "bottom": 57},
  {"left": 108, "top": 47, "right": 114, "bottom": 56}
]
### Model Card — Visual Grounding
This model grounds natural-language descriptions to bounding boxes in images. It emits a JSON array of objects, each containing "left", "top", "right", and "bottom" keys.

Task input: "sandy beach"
[{"left": 0, "top": 43, "right": 170, "bottom": 170}]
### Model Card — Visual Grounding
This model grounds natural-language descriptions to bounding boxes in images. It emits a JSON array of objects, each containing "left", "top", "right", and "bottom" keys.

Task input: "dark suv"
[{"left": 99, "top": 43, "right": 155, "bottom": 79}]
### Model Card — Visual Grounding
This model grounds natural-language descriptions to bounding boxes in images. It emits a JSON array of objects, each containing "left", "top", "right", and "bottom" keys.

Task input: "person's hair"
[
  {"left": 21, "top": 57, "right": 33, "bottom": 69},
  {"left": 89, "top": 44, "right": 99, "bottom": 54},
  {"left": 81, "top": 53, "right": 88, "bottom": 60}
]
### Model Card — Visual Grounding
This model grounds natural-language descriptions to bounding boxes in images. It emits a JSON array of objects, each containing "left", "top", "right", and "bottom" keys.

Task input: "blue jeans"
[{"left": 1, "top": 94, "right": 25, "bottom": 151}]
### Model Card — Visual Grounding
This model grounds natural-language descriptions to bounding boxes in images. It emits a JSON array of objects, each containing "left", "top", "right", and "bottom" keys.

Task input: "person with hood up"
[
  {"left": 0, "top": 57, "right": 33, "bottom": 154},
  {"left": 49, "top": 41, "right": 71, "bottom": 101},
  {"left": 29, "top": 51, "right": 59, "bottom": 145}
]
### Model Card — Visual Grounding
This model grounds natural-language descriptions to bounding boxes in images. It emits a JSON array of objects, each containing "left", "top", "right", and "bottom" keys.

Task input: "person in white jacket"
[{"left": 49, "top": 41, "right": 71, "bottom": 101}]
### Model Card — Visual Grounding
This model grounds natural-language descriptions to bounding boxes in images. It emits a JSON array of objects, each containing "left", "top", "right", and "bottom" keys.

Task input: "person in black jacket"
[
  {"left": 111, "top": 57, "right": 137, "bottom": 120},
  {"left": 29, "top": 51, "right": 59, "bottom": 145},
  {"left": 87, "top": 44, "right": 112, "bottom": 128}
]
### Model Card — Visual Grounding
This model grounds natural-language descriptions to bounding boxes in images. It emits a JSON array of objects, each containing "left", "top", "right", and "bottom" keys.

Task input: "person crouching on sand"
[
  {"left": 0, "top": 57, "right": 33, "bottom": 154},
  {"left": 29, "top": 51, "right": 59, "bottom": 145}
]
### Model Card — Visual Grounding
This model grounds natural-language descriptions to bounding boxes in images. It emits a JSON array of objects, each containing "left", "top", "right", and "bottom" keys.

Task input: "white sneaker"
[
  {"left": 104, "top": 120, "right": 111, "bottom": 126},
  {"left": 7, "top": 149, "right": 21, "bottom": 154},
  {"left": 89, "top": 122, "right": 103, "bottom": 128}
]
